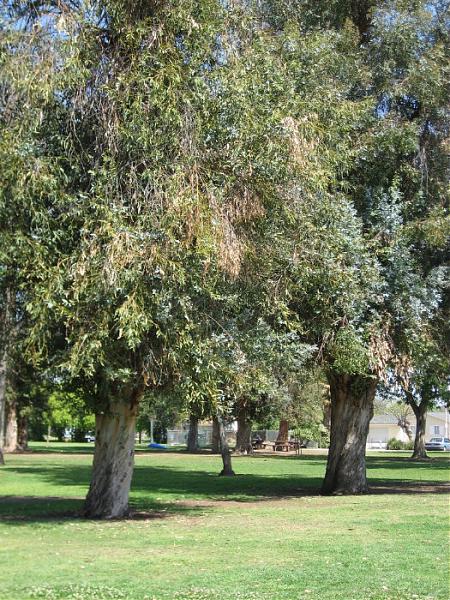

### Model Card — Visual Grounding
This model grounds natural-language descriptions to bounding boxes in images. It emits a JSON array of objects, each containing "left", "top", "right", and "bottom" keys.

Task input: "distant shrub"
[{"left": 386, "top": 438, "right": 413, "bottom": 450}]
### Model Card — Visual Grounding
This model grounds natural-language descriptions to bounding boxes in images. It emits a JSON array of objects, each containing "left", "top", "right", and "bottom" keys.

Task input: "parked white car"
[{"left": 424, "top": 437, "right": 450, "bottom": 451}]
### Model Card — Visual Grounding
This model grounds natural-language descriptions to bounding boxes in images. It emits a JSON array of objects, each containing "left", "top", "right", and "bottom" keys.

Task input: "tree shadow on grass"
[
  {"left": 365, "top": 455, "right": 450, "bottom": 472},
  {"left": 0, "top": 494, "right": 211, "bottom": 525},
  {"left": 2, "top": 462, "right": 324, "bottom": 500},
  {"left": 2, "top": 452, "right": 449, "bottom": 523}
]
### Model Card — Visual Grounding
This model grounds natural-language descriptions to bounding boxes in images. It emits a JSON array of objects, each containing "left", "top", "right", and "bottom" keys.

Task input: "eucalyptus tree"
[
  {"left": 2, "top": 1, "right": 302, "bottom": 515},
  {"left": 397, "top": 325, "right": 450, "bottom": 458},
  {"left": 0, "top": 16, "right": 53, "bottom": 462},
  {"left": 254, "top": 0, "right": 450, "bottom": 493}
]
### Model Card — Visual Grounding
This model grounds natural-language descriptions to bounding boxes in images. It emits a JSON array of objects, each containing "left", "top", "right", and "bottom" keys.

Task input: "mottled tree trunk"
[
  {"left": 17, "top": 415, "right": 29, "bottom": 451},
  {"left": 217, "top": 415, "right": 235, "bottom": 476},
  {"left": 186, "top": 414, "right": 199, "bottom": 452},
  {"left": 211, "top": 416, "right": 220, "bottom": 453},
  {"left": 235, "top": 413, "right": 253, "bottom": 455},
  {"left": 411, "top": 401, "right": 428, "bottom": 459},
  {"left": 321, "top": 372, "right": 377, "bottom": 495},
  {"left": 84, "top": 393, "right": 141, "bottom": 519},
  {"left": 0, "top": 354, "right": 6, "bottom": 465},
  {"left": 4, "top": 397, "right": 18, "bottom": 453},
  {"left": 276, "top": 419, "right": 289, "bottom": 443},
  {"left": 0, "top": 288, "right": 14, "bottom": 465}
]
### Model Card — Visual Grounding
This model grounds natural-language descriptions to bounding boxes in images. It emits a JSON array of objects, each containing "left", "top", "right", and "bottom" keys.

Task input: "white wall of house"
[
  {"left": 424, "top": 412, "right": 450, "bottom": 438},
  {"left": 367, "top": 411, "right": 450, "bottom": 449},
  {"left": 367, "top": 423, "right": 409, "bottom": 448}
]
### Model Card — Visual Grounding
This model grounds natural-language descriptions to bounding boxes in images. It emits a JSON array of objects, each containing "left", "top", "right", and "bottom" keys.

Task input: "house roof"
[
  {"left": 371, "top": 415, "right": 398, "bottom": 424},
  {"left": 428, "top": 412, "right": 450, "bottom": 422},
  {"left": 371, "top": 411, "right": 449, "bottom": 425}
]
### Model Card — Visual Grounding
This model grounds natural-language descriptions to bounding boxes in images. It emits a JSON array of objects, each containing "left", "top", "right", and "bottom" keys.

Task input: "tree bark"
[
  {"left": 397, "top": 417, "right": 413, "bottom": 441},
  {"left": 17, "top": 414, "right": 29, "bottom": 451},
  {"left": 84, "top": 391, "right": 141, "bottom": 519},
  {"left": 217, "top": 415, "right": 235, "bottom": 476},
  {"left": 211, "top": 416, "right": 220, "bottom": 453},
  {"left": 0, "top": 286, "right": 13, "bottom": 465},
  {"left": 4, "top": 397, "right": 18, "bottom": 453},
  {"left": 0, "top": 353, "right": 6, "bottom": 465},
  {"left": 235, "top": 413, "right": 253, "bottom": 454},
  {"left": 410, "top": 401, "right": 428, "bottom": 459},
  {"left": 186, "top": 414, "right": 199, "bottom": 452},
  {"left": 276, "top": 419, "right": 289, "bottom": 443},
  {"left": 322, "top": 386, "right": 331, "bottom": 431},
  {"left": 321, "top": 372, "right": 377, "bottom": 495}
]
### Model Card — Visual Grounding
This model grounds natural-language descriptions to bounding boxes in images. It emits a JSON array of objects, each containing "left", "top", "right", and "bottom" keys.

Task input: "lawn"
[{"left": 0, "top": 445, "right": 448, "bottom": 600}]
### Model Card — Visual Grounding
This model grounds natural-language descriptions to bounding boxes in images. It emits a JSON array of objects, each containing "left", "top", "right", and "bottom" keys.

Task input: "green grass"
[{"left": 0, "top": 444, "right": 448, "bottom": 600}]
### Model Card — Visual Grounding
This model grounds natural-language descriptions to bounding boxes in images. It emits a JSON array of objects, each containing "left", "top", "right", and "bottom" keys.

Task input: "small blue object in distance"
[{"left": 147, "top": 442, "right": 167, "bottom": 449}]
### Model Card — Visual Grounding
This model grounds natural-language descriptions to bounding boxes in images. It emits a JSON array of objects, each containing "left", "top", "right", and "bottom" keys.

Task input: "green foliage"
[
  {"left": 46, "top": 391, "right": 95, "bottom": 435},
  {"left": 386, "top": 438, "right": 414, "bottom": 451},
  {"left": 1, "top": 0, "right": 448, "bottom": 426}
]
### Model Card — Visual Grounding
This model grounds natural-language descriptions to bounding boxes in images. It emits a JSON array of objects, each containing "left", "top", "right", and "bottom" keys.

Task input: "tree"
[
  {"left": 397, "top": 332, "right": 450, "bottom": 459},
  {"left": 3, "top": 0, "right": 303, "bottom": 515},
  {"left": 258, "top": 0, "right": 450, "bottom": 493},
  {"left": 4, "top": 0, "right": 448, "bottom": 507}
]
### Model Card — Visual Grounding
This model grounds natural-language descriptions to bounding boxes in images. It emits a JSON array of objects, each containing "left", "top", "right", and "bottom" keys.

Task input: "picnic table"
[
  {"left": 274, "top": 440, "right": 300, "bottom": 452},
  {"left": 251, "top": 440, "right": 301, "bottom": 452},
  {"left": 260, "top": 441, "right": 275, "bottom": 450}
]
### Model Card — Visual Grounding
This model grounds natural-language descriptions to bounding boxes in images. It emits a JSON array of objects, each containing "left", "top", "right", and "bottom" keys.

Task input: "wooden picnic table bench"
[
  {"left": 274, "top": 440, "right": 300, "bottom": 452},
  {"left": 260, "top": 441, "right": 275, "bottom": 450}
]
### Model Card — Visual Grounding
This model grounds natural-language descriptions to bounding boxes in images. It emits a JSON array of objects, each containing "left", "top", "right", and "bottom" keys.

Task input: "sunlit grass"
[{"left": 0, "top": 445, "right": 448, "bottom": 600}]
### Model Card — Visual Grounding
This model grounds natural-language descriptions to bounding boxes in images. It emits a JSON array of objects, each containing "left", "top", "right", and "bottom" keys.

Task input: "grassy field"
[{"left": 0, "top": 444, "right": 448, "bottom": 600}]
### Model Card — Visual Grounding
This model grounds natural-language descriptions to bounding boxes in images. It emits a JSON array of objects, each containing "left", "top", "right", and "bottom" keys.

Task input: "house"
[{"left": 367, "top": 410, "right": 450, "bottom": 449}]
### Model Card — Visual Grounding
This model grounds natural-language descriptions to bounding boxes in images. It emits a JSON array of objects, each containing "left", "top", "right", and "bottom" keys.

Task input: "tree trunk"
[
  {"left": 17, "top": 415, "right": 29, "bottom": 451},
  {"left": 186, "top": 414, "right": 199, "bottom": 452},
  {"left": 0, "top": 353, "right": 6, "bottom": 465},
  {"left": 322, "top": 386, "right": 331, "bottom": 431},
  {"left": 217, "top": 415, "right": 235, "bottom": 476},
  {"left": 211, "top": 416, "right": 220, "bottom": 453},
  {"left": 84, "top": 395, "right": 140, "bottom": 519},
  {"left": 410, "top": 401, "right": 428, "bottom": 459},
  {"left": 4, "top": 397, "right": 18, "bottom": 452},
  {"left": 235, "top": 414, "right": 253, "bottom": 454},
  {"left": 398, "top": 417, "right": 413, "bottom": 441},
  {"left": 276, "top": 419, "right": 289, "bottom": 443},
  {"left": 0, "top": 287, "right": 13, "bottom": 465},
  {"left": 321, "top": 372, "right": 377, "bottom": 495}
]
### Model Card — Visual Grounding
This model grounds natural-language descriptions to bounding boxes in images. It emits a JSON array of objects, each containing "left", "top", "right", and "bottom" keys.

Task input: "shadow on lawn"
[
  {"left": 2, "top": 452, "right": 449, "bottom": 524},
  {"left": 0, "top": 494, "right": 210, "bottom": 525}
]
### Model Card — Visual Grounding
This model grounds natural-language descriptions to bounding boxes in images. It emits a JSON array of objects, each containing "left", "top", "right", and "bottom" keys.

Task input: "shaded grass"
[{"left": 0, "top": 447, "right": 448, "bottom": 600}]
